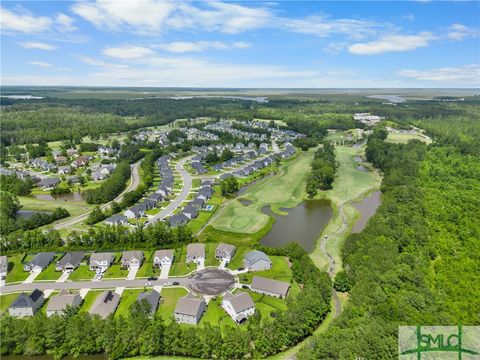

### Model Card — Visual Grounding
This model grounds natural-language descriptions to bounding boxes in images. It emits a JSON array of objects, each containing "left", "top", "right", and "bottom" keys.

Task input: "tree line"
[
  {"left": 306, "top": 141, "right": 337, "bottom": 198},
  {"left": 83, "top": 161, "right": 131, "bottom": 204}
]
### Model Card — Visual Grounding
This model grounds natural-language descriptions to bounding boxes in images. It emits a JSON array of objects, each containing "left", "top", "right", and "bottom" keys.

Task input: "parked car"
[
  {"left": 242, "top": 284, "right": 249, "bottom": 289},
  {"left": 164, "top": 281, "right": 173, "bottom": 286},
  {"left": 172, "top": 281, "right": 179, "bottom": 286},
  {"left": 145, "top": 281, "right": 152, "bottom": 286},
  {"left": 147, "top": 276, "right": 158, "bottom": 281},
  {"left": 237, "top": 267, "right": 245, "bottom": 271}
]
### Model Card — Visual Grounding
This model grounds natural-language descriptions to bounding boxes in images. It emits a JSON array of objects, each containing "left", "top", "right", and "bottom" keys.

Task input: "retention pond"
[
  {"left": 260, "top": 200, "right": 333, "bottom": 252},
  {"left": 351, "top": 191, "right": 382, "bottom": 233}
]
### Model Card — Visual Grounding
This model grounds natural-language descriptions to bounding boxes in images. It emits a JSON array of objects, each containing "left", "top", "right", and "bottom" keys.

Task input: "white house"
[
  {"left": 153, "top": 249, "right": 174, "bottom": 268},
  {"left": 221, "top": 292, "right": 255, "bottom": 324}
]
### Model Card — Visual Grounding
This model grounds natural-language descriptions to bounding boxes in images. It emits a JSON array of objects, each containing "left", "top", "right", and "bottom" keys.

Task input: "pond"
[
  {"left": 16, "top": 209, "right": 51, "bottom": 219},
  {"left": 35, "top": 192, "right": 84, "bottom": 202},
  {"left": 260, "top": 200, "right": 333, "bottom": 252},
  {"left": 351, "top": 191, "right": 382, "bottom": 233}
]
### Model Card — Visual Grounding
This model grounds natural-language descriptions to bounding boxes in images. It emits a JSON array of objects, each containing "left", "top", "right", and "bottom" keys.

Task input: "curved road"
[
  {"left": 53, "top": 160, "right": 142, "bottom": 230},
  {"left": 147, "top": 156, "right": 193, "bottom": 225}
]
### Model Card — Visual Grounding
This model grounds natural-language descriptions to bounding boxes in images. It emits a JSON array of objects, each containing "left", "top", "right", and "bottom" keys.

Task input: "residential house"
[
  {"left": 169, "top": 213, "right": 189, "bottom": 227},
  {"left": 174, "top": 293, "right": 206, "bottom": 325},
  {"left": 197, "top": 187, "right": 212, "bottom": 201},
  {"left": 220, "top": 173, "right": 234, "bottom": 181},
  {"left": 58, "top": 166, "right": 72, "bottom": 175},
  {"left": 136, "top": 290, "right": 161, "bottom": 315},
  {"left": 215, "top": 244, "right": 236, "bottom": 262},
  {"left": 182, "top": 206, "right": 199, "bottom": 219},
  {"left": 189, "top": 198, "right": 205, "bottom": 209},
  {"left": 23, "top": 252, "right": 56, "bottom": 272},
  {"left": 124, "top": 204, "right": 146, "bottom": 219},
  {"left": 46, "top": 290, "right": 82, "bottom": 317},
  {"left": 71, "top": 156, "right": 90, "bottom": 168},
  {"left": 89, "top": 290, "right": 120, "bottom": 319},
  {"left": 89, "top": 252, "right": 115, "bottom": 271},
  {"left": 92, "top": 171, "right": 106, "bottom": 181},
  {"left": 186, "top": 243, "right": 205, "bottom": 264},
  {"left": 9, "top": 289, "right": 44, "bottom": 317},
  {"left": 31, "top": 158, "right": 57, "bottom": 172},
  {"left": 56, "top": 252, "right": 85, "bottom": 272},
  {"left": 147, "top": 192, "right": 163, "bottom": 204},
  {"left": 121, "top": 251, "right": 143, "bottom": 270},
  {"left": 243, "top": 250, "right": 272, "bottom": 272},
  {"left": 153, "top": 249, "right": 174, "bottom": 268},
  {"left": 54, "top": 155, "right": 68, "bottom": 165},
  {"left": 37, "top": 177, "right": 61, "bottom": 189},
  {"left": 67, "top": 175, "right": 81, "bottom": 185},
  {"left": 221, "top": 292, "right": 255, "bottom": 324},
  {"left": 250, "top": 276, "right": 290, "bottom": 298},
  {"left": 104, "top": 214, "right": 129, "bottom": 226},
  {"left": 142, "top": 199, "right": 157, "bottom": 210}
]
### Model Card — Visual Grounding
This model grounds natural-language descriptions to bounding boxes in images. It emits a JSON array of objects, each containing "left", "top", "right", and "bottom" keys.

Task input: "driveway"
[
  {"left": 159, "top": 265, "right": 171, "bottom": 279},
  {"left": 147, "top": 156, "right": 193, "bottom": 225}
]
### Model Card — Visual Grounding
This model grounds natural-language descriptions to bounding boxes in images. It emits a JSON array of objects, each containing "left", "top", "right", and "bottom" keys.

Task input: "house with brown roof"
[
  {"left": 174, "top": 293, "right": 206, "bottom": 325},
  {"left": 186, "top": 243, "right": 205, "bottom": 264},
  {"left": 46, "top": 290, "right": 82, "bottom": 317}
]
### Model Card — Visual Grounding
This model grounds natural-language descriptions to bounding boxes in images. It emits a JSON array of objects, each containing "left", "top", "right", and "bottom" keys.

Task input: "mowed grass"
[
  {"left": 136, "top": 251, "right": 159, "bottom": 278},
  {"left": 169, "top": 247, "right": 196, "bottom": 276},
  {"left": 204, "top": 242, "right": 220, "bottom": 267},
  {"left": 310, "top": 145, "right": 382, "bottom": 273},
  {"left": 211, "top": 150, "right": 314, "bottom": 234},
  {"left": 79, "top": 290, "right": 103, "bottom": 313},
  {"left": 115, "top": 289, "right": 143, "bottom": 318},
  {"left": 69, "top": 264, "right": 95, "bottom": 281},
  {"left": 5, "top": 254, "right": 29, "bottom": 283},
  {"left": 34, "top": 254, "right": 63, "bottom": 281},
  {"left": 103, "top": 253, "right": 128, "bottom": 279},
  {"left": 199, "top": 297, "right": 236, "bottom": 329},
  {"left": 238, "top": 256, "right": 293, "bottom": 284},
  {"left": 386, "top": 132, "right": 432, "bottom": 144},
  {"left": 0, "top": 294, "right": 20, "bottom": 314},
  {"left": 157, "top": 287, "right": 189, "bottom": 323},
  {"left": 18, "top": 195, "right": 94, "bottom": 218}
]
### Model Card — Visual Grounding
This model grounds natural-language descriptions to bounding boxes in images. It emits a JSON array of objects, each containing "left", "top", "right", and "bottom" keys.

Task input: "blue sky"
[{"left": 1, "top": 1, "right": 479, "bottom": 88}]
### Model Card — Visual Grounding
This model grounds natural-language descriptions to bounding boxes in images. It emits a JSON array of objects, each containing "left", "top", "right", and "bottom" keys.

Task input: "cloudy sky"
[{"left": 1, "top": 1, "right": 479, "bottom": 88}]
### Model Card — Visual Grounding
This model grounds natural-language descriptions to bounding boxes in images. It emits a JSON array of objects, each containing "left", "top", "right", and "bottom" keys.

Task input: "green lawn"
[
  {"left": 79, "top": 290, "right": 103, "bottom": 313},
  {"left": 239, "top": 256, "right": 293, "bottom": 283},
  {"left": 0, "top": 294, "right": 20, "bottom": 314},
  {"left": 34, "top": 254, "right": 64, "bottom": 281},
  {"left": 227, "top": 247, "right": 252, "bottom": 271},
  {"left": 204, "top": 242, "right": 220, "bottom": 267},
  {"left": 157, "top": 287, "right": 189, "bottom": 323},
  {"left": 309, "top": 145, "right": 382, "bottom": 273},
  {"left": 18, "top": 195, "right": 93, "bottom": 218},
  {"left": 188, "top": 210, "right": 216, "bottom": 234},
  {"left": 115, "top": 289, "right": 143, "bottom": 318},
  {"left": 5, "top": 254, "right": 29, "bottom": 283},
  {"left": 103, "top": 253, "right": 128, "bottom": 279},
  {"left": 169, "top": 247, "right": 195, "bottom": 276},
  {"left": 69, "top": 264, "right": 95, "bottom": 281},
  {"left": 235, "top": 289, "right": 288, "bottom": 321},
  {"left": 386, "top": 132, "right": 432, "bottom": 144},
  {"left": 136, "top": 251, "right": 158, "bottom": 278},
  {"left": 199, "top": 297, "right": 236, "bottom": 329},
  {"left": 210, "top": 150, "right": 313, "bottom": 234}
]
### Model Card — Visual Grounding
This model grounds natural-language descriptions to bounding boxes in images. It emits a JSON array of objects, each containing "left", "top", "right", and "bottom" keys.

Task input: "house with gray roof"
[
  {"left": 121, "top": 251, "right": 143, "bottom": 270},
  {"left": 222, "top": 292, "right": 255, "bottom": 324},
  {"left": 104, "top": 214, "right": 128, "bottom": 226},
  {"left": 89, "top": 252, "right": 115, "bottom": 271},
  {"left": 174, "top": 293, "right": 206, "bottom": 325},
  {"left": 250, "top": 276, "right": 290, "bottom": 298},
  {"left": 169, "top": 213, "right": 189, "bottom": 227},
  {"left": 243, "top": 250, "right": 272, "bottom": 271},
  {"left": 124, "top": 204, "right": 146, "bottom": 219},
  {"left": 46, "top": 290, "right": 82, "bottom": 317},
  {"left": 37, "top": 177, "right": 60, "bottom": 189},
  {"left": 23, "top": 252, "right": 56, "bottom": 272},
  {"left": 215, "top": 244, "right": 236, "bottom": 262},
  {"left": 89, "top": 290, "right": 120, "bottom": 319},
  {"left": 56, "top": 252, "right": 85, "bottom": 272},
  {"left": 189, "top": 198, "right": 205, "bottom": 209},
  {"left": 136, "top": 290, "right": 161, "bottom": 315},
  {"left": 153, "top": 249, "right": 174, "bottom": 268},
  {"left": 186, "top": 243, "right": 205, "bottom": 264},
  {"left": 9, "top": 289, "right": 44, "bottom": 317},
  {"left": 182, "top": 205, "right": 199, "bottom": 219}
]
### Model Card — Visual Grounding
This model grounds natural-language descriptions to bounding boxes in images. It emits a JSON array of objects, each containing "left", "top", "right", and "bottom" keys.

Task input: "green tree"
[{"left": 220, "top": 176, "right": 239, "bottom": 197}]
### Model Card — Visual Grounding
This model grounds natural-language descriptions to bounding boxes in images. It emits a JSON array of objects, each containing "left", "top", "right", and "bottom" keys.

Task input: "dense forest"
[
  {"left": 306, "top": 141, "right": 337, "bottom": 198},
  {"left": 84, "top": 161, "right": 131, "bottom": 204},
  {"left": 299, "top": 115, "right": 480, "bottom": 359},
  {"left": 0, "top": 243, "right": 331, "bottom": 359}
]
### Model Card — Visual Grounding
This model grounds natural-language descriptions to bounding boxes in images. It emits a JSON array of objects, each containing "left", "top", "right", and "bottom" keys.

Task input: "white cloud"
[
  {"left": 102, "top": 45, "right": 154, "bottom": 59},
  {"left": 0, "top": 7, "right": 52, "bottom": 33},
  {"left": 79, "top": 56, "right": 130, "bottom": 69},
  {"left": 399, "top": 64, "right": 480, "bottom": 85},
  {"left": 156, "top": 41, "right": 251, "bottom": 53},
  {"left": 19, "top": 42, "right": 57, "bottom": 50},
  {"left": 349, "top": 32, "right": 435, "bottom": 55},
  {"left": 71, "top": 0, "right": 175, "bottom": 32},
  {"left": 446, "top": 23, "right": 478, "bottom": 41},
  {"left": 27, "top": 61, "right": 54, "bottom": 68},
  {"left": 55, "top": 13, "right": 77, "bottom": 32}
]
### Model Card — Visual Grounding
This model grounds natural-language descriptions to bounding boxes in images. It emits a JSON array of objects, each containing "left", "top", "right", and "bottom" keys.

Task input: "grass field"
[
  {"left": 169, "top": 247, "right": 196, "bottom": 276},
  {"left": 210, "top": 150, "right": 314, "bottom": 234},
  {"left": 79, "top": 290, "right": 103, "bottom": 313},
  {"left": 238, "top": 256, "right": 292, "bottom": 284},
  {"left": 103, "top": 253, "right": 128, "bottom": 279},
  {"left": 5, "top": 254, "right": 29, "bottom": 283},
  {"left": 34, "top": 254, "right": 63, "bottom": 281},
  {"left": 199, "top": 297, "right": 236, "bottom": 329},
  {"left": 204, "top": 242, "right": 220, "bottom": 267},
  {"left": 157, "top": 287, "right": 189, "bottom": 323},
  {"left": 18, "top": 195, "right": 94, "bottom": 222},
  {"left": 69, "top": 264, "right": 94, "bottom": 281},
  {"left": 0, "top": 294, "right": 20, "bottom": 314},
  {"left": 386, "top": 132, "right": 432, "bottom": 144},
  {"left": 310, "top": 145, "right": 382, "bottom": 273},
  {"left": 136, "top": 251, "right": 158, "bottom": 278},
  {"left": 115, "top": 289, "right": 143, "bottom": 318}
]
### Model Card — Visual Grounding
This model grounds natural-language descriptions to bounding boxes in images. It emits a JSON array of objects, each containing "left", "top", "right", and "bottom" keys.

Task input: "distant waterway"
[
  {"left": 351, "top": 191, "right": 382, "bottom": 233},
  {"left": 35, "top": 192, "right": 84, "bottom": 202},
  {"left": 367, "top": 94, "right": 406, "bottom": 103},
  {"left": 260, "top": 200, "right": 333, "bottom": 252},
  {"left": 129, "top": 95, "right": 268, "bottom": 103},
  {"left": 1, "top": 95, "right": 45, "bottom": 99}
]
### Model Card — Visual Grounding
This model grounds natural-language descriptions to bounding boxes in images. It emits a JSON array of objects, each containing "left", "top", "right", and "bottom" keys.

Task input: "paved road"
[
  {"left": 148, "top": 156, "right": 193, "bottom": 224},
  {"left": 0, "top": 268, "right": 235, "bottom": 296},
  {"left": 53, "top": 160, "right": 142, "bottom": 230}
]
